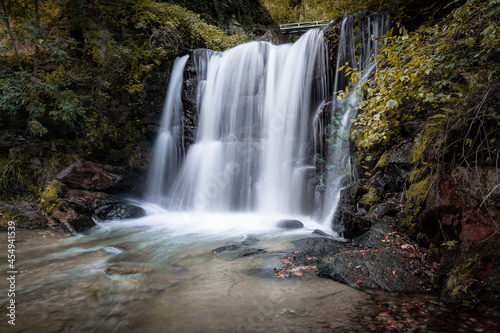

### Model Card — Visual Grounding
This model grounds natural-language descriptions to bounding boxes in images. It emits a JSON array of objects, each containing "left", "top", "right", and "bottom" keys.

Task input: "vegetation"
[
  {"left": 350, "top": 0, "right": 499, "bottom": 214},
  {"left": 262, "top": 0, "right": 463, "bottom": 25},
  {"left": 0, "top": 0, "right": 248, "bottom": 199}
]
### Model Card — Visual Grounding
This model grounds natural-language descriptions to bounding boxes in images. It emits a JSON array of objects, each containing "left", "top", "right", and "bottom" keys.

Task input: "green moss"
[
  {"left": 446, "top": 255, "right": 477, "bottom": 297},
  {"left": 39, "top": 180, "right": 64, "bottom": 215},
  {"left": 407, "top": 176, "right": 431, "bottom": 210},
  {"left": 360, "top": 187, "right": 380, "bottom": 210},
  {"left": 411, "top": 114, "right": 446, "bottom": 163},
  {"left": 375, "top": 149, "right": 393, "bottom": 169}
]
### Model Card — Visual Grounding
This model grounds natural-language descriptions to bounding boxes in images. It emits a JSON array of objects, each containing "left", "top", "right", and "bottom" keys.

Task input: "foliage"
[
  {"left": 351, "top": 0, "right": 500, "bottom": 167},
  {"left": 262, "top": 0, "right": 389, "bottom": 24},
  {"left": 0, "top": 152, "right": 38, "bottom": 198},
  {"left": 39, "top": 179, "right": 64, "bottom": 215}
]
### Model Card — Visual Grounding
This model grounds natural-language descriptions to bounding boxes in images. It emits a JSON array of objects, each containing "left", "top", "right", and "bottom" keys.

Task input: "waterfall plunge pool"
[{"left": 1, "top": 221, "right": 497, "bottom": 332}]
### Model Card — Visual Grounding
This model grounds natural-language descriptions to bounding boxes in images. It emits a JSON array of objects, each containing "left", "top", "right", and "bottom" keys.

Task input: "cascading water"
[
  {"left": 147, "top": 55, "right": 189, "bottom": 201},
  {"left": 146, "top": 13, "right": 389, "bottom": 235},
  {"left": 321, "top": 12, "right": 390, "bottom": 224},
  {"left": 148, "top": 30, "right": 328, "bottom": 223}
]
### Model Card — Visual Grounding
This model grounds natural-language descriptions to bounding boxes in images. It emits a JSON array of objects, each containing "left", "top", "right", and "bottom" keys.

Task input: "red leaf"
[{"left": 356, "top": 280, "right": 363, "bottom": 284}]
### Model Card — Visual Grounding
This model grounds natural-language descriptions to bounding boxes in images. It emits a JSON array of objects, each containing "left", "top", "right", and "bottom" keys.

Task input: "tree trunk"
[{"left": 0, "top": 0, "right": 24, "bottom": 71}]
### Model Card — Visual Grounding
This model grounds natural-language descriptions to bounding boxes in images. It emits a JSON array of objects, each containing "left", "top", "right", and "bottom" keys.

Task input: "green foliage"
[
  {"left": 352, "top": 0, "right": 500, "bottom": 166},
  {"left": 0, "top": 152, "right": 38, "bottom": 198},
  {"left": 0, "top": 0, "right": 248, "bottom": 193},
  {"left": 262, "top": 0, "right": 389, "bottom": 24},
  {"left": 39, "top": 179, "right": 64, "bottom": 215}
]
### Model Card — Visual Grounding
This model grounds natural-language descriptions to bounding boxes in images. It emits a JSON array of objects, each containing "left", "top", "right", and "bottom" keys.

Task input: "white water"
[
  {"left": 321, "top": 13, "right": 391, "bottom": 224},
  {"left": 144, "top": 14, "right": 389, "bottom": 237}
]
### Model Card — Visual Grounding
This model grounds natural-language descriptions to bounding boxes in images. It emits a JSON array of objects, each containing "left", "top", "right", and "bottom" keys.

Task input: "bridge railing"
[{"left": 279, "top": 20, "right": 330, "bottom": 34}]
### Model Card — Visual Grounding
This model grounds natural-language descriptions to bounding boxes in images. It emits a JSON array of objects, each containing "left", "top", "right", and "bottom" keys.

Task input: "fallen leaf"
[
  {"left": 392, "top": 270, "right": 396, "bottom": 276},
  {"left": 356, "top": 280, "right": 363, "bottom": 284}
]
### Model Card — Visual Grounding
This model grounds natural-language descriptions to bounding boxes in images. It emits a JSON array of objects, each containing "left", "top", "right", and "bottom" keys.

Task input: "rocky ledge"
[{"left": 0, "top": 159, "right": 146, "bottom": 233}]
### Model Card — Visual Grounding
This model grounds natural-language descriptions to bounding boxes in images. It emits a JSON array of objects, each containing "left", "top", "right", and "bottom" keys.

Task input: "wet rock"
[
  {"left": 292, "top": 236, "right": 344, "bottom": 258},
  {"left": 181, "top": 75, "right": 199, "bottom": 151},
  {"left": 371, "top": 202, "right": 400, "bottom": 219},
  {"left": 233, "top": 247, "right": 266, "bottom": 258},
  {"left": 56, "top": 160, "right": 121, "bottom": 192},
  {"left": 94, "top": 196, "right": 145, "bottom": 220},
  {"left": 312, "top": 229, "right": 330, "bottom": 237},
  {"left": 213, "top": 243, "right": 241, "bottom": 253},
  {"left": 240, "top": 236, "right": 259, "bottom": 246},
  {"left": 334, "top": 210, "right": 374, "bottom": 239},
  {"left": 52, "top": 201, "right": 95, "bottom": 232},
  {"left": 277, "top": 219, "right": 304, "bottom": 229}
]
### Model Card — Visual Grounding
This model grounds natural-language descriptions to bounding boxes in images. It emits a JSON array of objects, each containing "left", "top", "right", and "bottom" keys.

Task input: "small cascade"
[
  {"left": 321, "top": 12, "right": 390, "bottom": 224},
  {"left": 146, "top": 55, "right": 189, "bottom": 202}
]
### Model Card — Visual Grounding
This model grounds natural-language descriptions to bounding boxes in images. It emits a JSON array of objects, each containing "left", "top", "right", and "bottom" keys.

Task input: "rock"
[
  {"left": 417, "top": 167, "right": 499, "bottom": 250},
  {"left": 312, "top": 229, "right": 330, "bottom": 237},
  {"left": 334, "top": 209, "right": 374, "bottom": 239},
  {"left": 56, "top": 160, "right": 121, "bottom": 192},
  {"left": 371, "top": 202, "right": 400, "bottom": 219},
  {"left": 277, "top": 219, "right": 304, "bottom": 229},
  {"left": 52, "top": 201, "right": 95, "bottom": 232},
  {"left": 94, "top": 196, "right": 146, "bottom": 220},
  {"left": 212, "top": 243, "right": 241, "bottom": 253},
  {"left": 292, "top": 236, "right": 343, "bottom": 257},
  {"left": 240, "top": 236, "right": 259, "bottom": 246},
  {"left": 181, "top": 75, "right": 200, "bottom": 151},
  {"left": 13, "top": 211, "right": 50, "bottom": 229},
  {"left": 233, "top": 247, "right": 266, "bottom": 258},
  {"left": 61, "top": 188, "right": 145, "bottom": 221}
]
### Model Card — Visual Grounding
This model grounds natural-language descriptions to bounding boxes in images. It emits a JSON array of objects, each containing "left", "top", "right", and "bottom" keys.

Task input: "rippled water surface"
[{"left": 1, "top": 213, "right": 498, "bottom": 332}]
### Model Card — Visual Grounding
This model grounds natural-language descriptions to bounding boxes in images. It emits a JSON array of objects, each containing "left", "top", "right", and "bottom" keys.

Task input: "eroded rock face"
[{"left": 418, "top": 167, "right": 499, "bottom": 250}]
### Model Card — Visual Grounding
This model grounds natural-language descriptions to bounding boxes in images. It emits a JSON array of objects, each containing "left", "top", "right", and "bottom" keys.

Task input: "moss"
[
  {"left": 411, "top": 114, "right": 446, "bottom": 163},
  {"left": 445, "top": 255, "right": 477, "bottom": 297},
  {"left": 374, "top": 149, "right": 393, "bottom": 169},
  {"left": 39, "top": 180, "right": 64, "bottom": 215},
  {"left": 407, "top": 176, "right": 431, "bottom": 210},
  {"left": 360, "top": 187, "right": 380, "bottom": 211}
]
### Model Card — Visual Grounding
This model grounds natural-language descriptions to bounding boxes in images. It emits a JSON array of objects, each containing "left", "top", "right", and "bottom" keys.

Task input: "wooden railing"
[{"left": 279, "top": 21, "right": 329, "bottom": 34}]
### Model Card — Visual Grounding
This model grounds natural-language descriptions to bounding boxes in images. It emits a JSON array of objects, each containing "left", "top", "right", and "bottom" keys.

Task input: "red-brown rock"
[{"left": 55, "top": 160, "right": 121, "bottom": 192}]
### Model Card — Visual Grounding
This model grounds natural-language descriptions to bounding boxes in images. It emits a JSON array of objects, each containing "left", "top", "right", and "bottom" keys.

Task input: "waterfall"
[
  {"left": 147, "top": 55, "right": 189, "bottom": 202},
  {"left": 321, "top": 12, "right": 391, "bottom": 224},
  {"left": 146, "top": 13, "right": 389, "bottom": 232},
  {"left": 149, "top": 29, "right": 328, "bottom": 217}
]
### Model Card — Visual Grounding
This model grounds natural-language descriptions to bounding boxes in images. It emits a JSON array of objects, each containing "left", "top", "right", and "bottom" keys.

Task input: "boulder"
[
  {"left": 56, "top": 160, "right": 121, "bottom": 192},
  {"left": 52, "top": 201, "right": 95, "bottom": 232},
  {"left": 94, "top": 196, "right": 146, "bottom": 220},
  {"left": 62, "top": 188, "right": 146, "bottom": 221},
  {"left": 277, "top": 219, "right": 304, "bottom": 229},
  {"left": 334, "top": 209, "right": 374, "bottom": 239}
]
